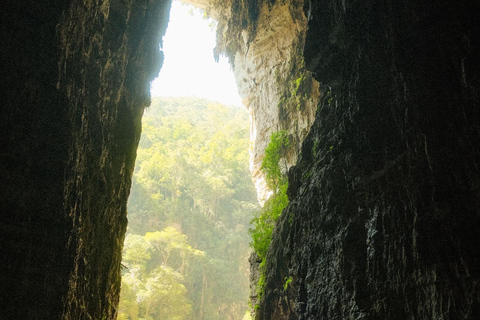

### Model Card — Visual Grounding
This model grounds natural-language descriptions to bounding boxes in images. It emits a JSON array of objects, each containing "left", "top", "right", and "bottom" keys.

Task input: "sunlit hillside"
[{"left": 118, "top": 97, "right": 259, "bottom": 320}]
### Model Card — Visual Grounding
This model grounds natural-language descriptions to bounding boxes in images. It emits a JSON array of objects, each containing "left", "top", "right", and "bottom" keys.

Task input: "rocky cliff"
[
  {"left": 183, "top": 0, "right": 320, "bottom": 203},
  {"left": 219, "top": 0, "right": 320, "bottom": 203},
  {"left": 1, "top": 2, "right": 71, "bottom": 317},
  {"left": 57, "top": 1, "right": 172, "bottom": 318},
  {"left": 2, "top": 0, "right": 480, "bottom": 319},
  {"left": 1, "top": 0, "right": 171, "bottom": 318},
  {"left": 256, "top": 1, "right": 480, "bottom": 319}
]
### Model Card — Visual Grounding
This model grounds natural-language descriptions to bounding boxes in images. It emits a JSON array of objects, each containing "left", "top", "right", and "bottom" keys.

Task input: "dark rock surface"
[
  {"left": 1, "top": 0, "right": 171, "bottom": 318},
  {"left": 257, "top": 1, "right": 480, "bottom": 319},
  {"left": 2, "top": 0, "right": 480, "bottom": 319},
  {"left": 1, "top": 2, "right": 71, "bottom": 318}
]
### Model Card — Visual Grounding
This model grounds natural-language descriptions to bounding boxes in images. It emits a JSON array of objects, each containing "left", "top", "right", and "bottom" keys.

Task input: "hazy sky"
[{"left": 150, "top": 1, "right": 243, "bottom": 107}]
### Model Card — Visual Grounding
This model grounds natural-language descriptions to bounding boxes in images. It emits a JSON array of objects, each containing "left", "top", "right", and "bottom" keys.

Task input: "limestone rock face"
[
  {"left": 182, "top": 0, "right": 320, "bottom": 203},
  {"left": 230, "top": 1, "right": 319, "bottom": 204},
  {"left": 256, "top": 1, "right": 480, "bottom": 319},
  {"left": 3, "top": 0, "right": 480, "bottom": 319}
]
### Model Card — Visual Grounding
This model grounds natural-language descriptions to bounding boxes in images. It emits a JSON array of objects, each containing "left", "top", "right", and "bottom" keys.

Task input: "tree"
[
  {"left": 138, "top": 266, "right": 191, "bottom": 320},
  {"left": 122, "top": 97, "right": 260, "bottom": 319},
  {"left": 145, "top": 227, "right": 204, "bottom": 273},
  {"left": 119, "top": 229, "right": 202, "bottom": 320}
]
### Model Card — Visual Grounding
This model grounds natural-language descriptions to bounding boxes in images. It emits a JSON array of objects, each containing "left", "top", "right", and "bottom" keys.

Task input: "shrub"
[
  {"left": 249, "top": 130, "right": 290, "bottom": 304},
  {"left": 260, "top": 130, "right": 289, "bottom": 190}
]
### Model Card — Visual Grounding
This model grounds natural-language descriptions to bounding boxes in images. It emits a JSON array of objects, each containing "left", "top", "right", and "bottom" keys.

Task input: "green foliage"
[
  {"left": 326, "top": 90, "right": 334, "bottom": 106},
  {"left": 122, "top": 234, "right": 152, "bottom": 267},
  {"left": 249, "top": 183, "right": 289, "bottom": 306},
  {"left": 249, "top": 183, "right": 288, "bottom": 259},
  {"left": 119, "top": 228, "right": 198, "bottom": 320},
  {"left": 256, "top": 270, "right": 266, "bottom": 303},
  {"left": 145, "top": 227, "right": 205, "bottom": 269},
  {"left": 121, "top": 97, "right": 259, "bottom": 320},
  {"left": 252, "top": 258, "right": 267, "bottom": 306},
  {"left": 250, "top": 130, "right": 290, "bottom": 306},
  {"left": 251, "top": 130, "right": 290, "bottom": 259},
  {"left": 292, "top": 74, "right": 305, "bottom": 96},
  {"left": 243, "top": 311, "right": 253, "bottom": 320},
  {"left": 260, "top": 130, "right": 289, "bottom": 190},
  {"left": 283, "top": 276, "right": 293, "bottom": 291}
]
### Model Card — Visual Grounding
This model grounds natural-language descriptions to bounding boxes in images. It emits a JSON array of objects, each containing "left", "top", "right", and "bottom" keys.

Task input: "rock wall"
[
  {"left": 182, "top": 0, "right": 320, "bottom": 203},
  {"left": 58, "top": 0, "right": 172, "bottom": 318},
  {"left": 257, "top": 1, "right": 480, "bottom": 319},
  {"left": 223, "top": 0, "right": 320, "bottom": 203},
  {"left": 1, "top": 0, "right": 171, "bottom": 318},
  {"left": 3, "top": 0, "right": 480, "bottom": 319},
  {"left": 1, "top": 2, "right": 71, "bottom": 318}
]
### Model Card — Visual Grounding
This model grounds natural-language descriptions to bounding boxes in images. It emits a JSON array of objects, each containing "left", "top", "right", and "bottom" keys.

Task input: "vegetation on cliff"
[
  {"left": 249, "top": 130, "right": 290, "bottom": 303},
  {"left": 118, "top": 97, "right": 259, "bottom": 320}
]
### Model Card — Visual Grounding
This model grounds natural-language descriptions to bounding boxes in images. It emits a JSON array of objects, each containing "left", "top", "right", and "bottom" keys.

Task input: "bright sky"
[{"left": 150, "top": 1, "right": 243, "bottom": 107}]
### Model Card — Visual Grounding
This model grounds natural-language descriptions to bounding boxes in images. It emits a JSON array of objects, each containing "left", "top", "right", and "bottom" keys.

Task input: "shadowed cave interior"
[{"left": 1, "top": 0, "right": 480, "bottom": 319}]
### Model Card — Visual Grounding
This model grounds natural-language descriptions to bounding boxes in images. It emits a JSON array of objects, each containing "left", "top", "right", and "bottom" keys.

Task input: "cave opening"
[
  {"left": 3, "top": 0, "right": 480, "bottom": 319},
  {"left": 118, "top": 2, "right": 258, "bottom": 319}
]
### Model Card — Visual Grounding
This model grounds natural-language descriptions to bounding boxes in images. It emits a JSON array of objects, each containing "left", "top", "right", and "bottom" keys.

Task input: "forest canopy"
[{"left": 118, "top": 97, "right": 259, "bottom": 320}]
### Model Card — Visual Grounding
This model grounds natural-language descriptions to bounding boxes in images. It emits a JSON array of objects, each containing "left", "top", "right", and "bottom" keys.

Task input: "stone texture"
[
  {"left": 57, "top": 1, "right": 172, "bottom": 318},
  {"left": 229, "top": 0, "right": 319, "bottom": 204},
  {"left": 2, "top": 0, "right": 480, "bottom": 319},
  {"left": 249, "top": 251, "right": 263, "bottom": 314},
  {"left": 181, "top": 0, "right": 320, "bottom": 203},
  {"left": 256, "top": 1, "right": 480, "bottom": 319},
  {"left": 1, "top": 0, "right": 171, "bottom": 318}
]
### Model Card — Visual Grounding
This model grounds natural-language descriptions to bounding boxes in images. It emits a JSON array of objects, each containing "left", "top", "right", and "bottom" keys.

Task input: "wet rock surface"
[
  {"left": 2, "top": 0, "right": 480, "bottom": 319},
  {"left": 257, "top": 1, "right": 480, "bottom": 319}
]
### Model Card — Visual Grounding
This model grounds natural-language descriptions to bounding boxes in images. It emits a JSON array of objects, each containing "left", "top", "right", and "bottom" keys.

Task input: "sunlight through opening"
[
  {"left": 119, "top": 2, "right": 257, "bottom": 320},
  {"left": 150, "top": 1, "right": 243, "bottom": 107}
]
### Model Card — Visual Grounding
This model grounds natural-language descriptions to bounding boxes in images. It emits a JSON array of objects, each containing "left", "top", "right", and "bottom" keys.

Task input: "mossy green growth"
[
  {"left": 260, "top": 130, "right": 289, "bottom": 190},
  {"left": 312, "top": 139, "right": 319, "bottom": 156},
  {"left": 303, "top": 170, "right": 312, "bottom": 179},
  {"left": 255, "top": 259, "right": 267, "bottom": 304},
  {"left": 250, "top": 182, "right": 289, "bottom": 259},
  {"left": 293, "top": 74, "right": 306, "bottom": 96},
  {"left": 288, "top": 211, "right": 294, "bottom": 226},
  {"left": 283, "top": 276, "right": 293, "bottom": 291},
  {"left": 249, "top": 130, "right": 290, "bottom": 306}
]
